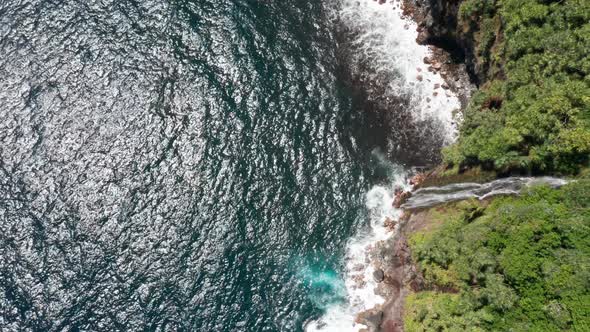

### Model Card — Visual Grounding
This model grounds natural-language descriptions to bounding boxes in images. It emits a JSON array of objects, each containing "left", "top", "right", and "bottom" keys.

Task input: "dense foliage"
[
  {"left": 404, "top": 180, "right": 590, "bottom": 331},
  {"left": 444, "top": 0, "right": 590, "bottom": 174}
]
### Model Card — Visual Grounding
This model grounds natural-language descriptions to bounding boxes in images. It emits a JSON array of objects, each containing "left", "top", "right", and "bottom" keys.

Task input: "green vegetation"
[
  {"left": 444, "top": 0, "right": 590, "bottom": 175},
  {"left": 404, "top": 180, "right": 590, "bottom": 331},
  {"left": 404, "top": 2, "right": 590, "bottom": 329},
  {"left": 419, "top": 165, "right": 497, "bottom": 188}
]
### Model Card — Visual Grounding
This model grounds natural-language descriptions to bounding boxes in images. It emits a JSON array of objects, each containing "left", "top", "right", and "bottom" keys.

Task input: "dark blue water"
[{"left": 0, "top": 1, "right": 449, "bottom": 330}]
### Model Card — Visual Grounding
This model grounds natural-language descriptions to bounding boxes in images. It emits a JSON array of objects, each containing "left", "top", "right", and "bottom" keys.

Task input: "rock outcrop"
[
  {"left": 401, "top": 0, "right": 478, "bottom": 109},
  {"left": 360, "top": 213, "right": 426, "bottom": 332},
  {"left": 404, "top": 0, "right": 485, "bottom": 85}
]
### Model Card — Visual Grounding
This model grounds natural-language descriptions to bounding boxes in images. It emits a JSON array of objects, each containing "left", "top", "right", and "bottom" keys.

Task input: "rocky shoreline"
[
  {"left": 354, "top": 0, "right": 481, "bottom": 331},
  {"left": 351, "top": 0, "right": 590, "bottom": 330},
  {"left": 402, "top": 0, "right": 475, "bottom": 110},
  {"left": 402, "top": 0, "right": 490, "bottom": 86},
  {"left": 354, "top": 173, "right": 427, "bottom": 332}
]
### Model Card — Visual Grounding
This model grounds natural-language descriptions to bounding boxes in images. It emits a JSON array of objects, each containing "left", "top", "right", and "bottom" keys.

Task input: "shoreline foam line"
[
  {"left": 307, "top": 1, "right": 462, "bottom": 330},
  {"left": 306, "top": 171, "right": 409, "bottom": 332},
  {"left": 338, "top": 0, "right": 460, "bottom": 141}
]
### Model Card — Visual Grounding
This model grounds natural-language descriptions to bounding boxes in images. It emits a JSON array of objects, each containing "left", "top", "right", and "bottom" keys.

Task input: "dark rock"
[
  {"left": 384, "top": 217, "right": 397, "bottom": 231},
  {"left": 424, "top": 15, "right": 434, "bottom": 29},
  {"left": 373, "top": 269, "right": 385, "bottom": 283},
  {"left": 393, "top": 191, "right": 411, "bottom": 208},
  {"left": 406, "top": 0, "right": 486, "bottom": 85},
  {"left": 356, "top": 309, "right": 383, "bottom": 331}
]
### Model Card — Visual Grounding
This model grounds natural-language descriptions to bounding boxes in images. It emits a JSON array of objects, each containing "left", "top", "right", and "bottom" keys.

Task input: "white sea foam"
[
  {"left": 338, "top": 0, "right": 461, "bottom": 142},
  {"left": 307, "top": 170, "right": 410, "bottom": 332},
  {"left": 307, "top": 1, "right": 461, "bottom": 330}
]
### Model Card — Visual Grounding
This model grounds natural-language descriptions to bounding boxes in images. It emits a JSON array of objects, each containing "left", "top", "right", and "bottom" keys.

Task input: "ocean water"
[{"left": 0, "top": 0, "right": 458, "bottom": 331}]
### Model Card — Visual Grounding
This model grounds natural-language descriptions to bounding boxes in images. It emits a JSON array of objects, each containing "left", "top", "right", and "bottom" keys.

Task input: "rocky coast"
[
  {"left": 355, "top": 0, "right": 590, "bottom": 330},
  {"left": 353, "top": 1, "right": 481, "bottom": 330}
]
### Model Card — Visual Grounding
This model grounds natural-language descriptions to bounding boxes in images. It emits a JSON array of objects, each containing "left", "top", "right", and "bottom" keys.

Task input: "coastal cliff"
[
  {"left": 356, "top": 0, "right": 590, "bottom": 331},
  {"left": 406, "top": 0, "right": 488, "bottom": 85},
  {"left": 408, "top": 0, "right": 590, "bottom": 176}
]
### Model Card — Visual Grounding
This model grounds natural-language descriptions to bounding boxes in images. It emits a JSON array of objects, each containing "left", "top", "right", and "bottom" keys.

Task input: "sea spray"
[
  {"left": 307, "top": 0, "right": 463, "bottom": 330},
  {"left": 299, "top": 266, "right": 348, "bottom": 310},
  {"left": 306, "top": 170, "right": 410, "bottom": 331},
  {"left": 337, "top": 0, "right": 461, "bottom": 142}
]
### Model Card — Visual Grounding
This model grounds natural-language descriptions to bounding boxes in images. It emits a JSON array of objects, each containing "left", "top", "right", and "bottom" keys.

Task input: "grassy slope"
[{"left": 403, "top": 179, "right": 590, "bottom": 331}]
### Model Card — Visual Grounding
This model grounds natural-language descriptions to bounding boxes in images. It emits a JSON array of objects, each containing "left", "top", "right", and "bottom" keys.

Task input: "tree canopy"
[{"left": 444, "top": 0, "right": 590, "bottom": 175}]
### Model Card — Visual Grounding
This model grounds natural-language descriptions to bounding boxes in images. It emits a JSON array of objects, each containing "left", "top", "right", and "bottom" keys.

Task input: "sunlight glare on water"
[{"left": 0, "top": 0, "right": 458, "bottom": 331}]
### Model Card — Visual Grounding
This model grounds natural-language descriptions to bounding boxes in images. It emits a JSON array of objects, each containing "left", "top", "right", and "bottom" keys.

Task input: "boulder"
[
  {"left": 384, "top": 217, "right": 397, "bottom": 231},
  {"left": 373, "top": 269, "right": 385, "bottom": 283},
  {"left": 416, "top": 31, "right": 429, "bottom": 44},
  {"left": 393, "top": 191, "right": 412, "bottom": 208},
  {"left": 409, "top": 173, "right": 427, "bottom": 187},
  {"left": 356, "top": 309, "right": 383, "bottom": 331}
]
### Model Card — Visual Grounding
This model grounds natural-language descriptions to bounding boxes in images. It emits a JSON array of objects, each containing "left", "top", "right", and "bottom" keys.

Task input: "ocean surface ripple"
[{"left": 0, "top": 1, "right": 456, "bottom": 331}]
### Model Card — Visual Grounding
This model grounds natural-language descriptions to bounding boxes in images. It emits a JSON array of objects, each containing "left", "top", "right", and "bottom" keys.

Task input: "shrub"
[
  {"left": 447, "top": 0, "right": 590, "bottom": 175},
  {"left": 459, "top": 0, "right": 486, "bottom": 21},
  {"left": 404, "top": 181, "right": 590, "bottom": 331}
]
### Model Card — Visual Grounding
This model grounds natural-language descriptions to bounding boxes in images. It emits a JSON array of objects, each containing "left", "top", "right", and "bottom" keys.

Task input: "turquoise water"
[{"left": 0, "top": 1, "right": 452, "bottom": 330}]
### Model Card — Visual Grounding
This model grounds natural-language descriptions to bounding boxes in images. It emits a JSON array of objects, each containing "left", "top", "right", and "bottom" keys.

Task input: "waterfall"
[
  {"left": 402, "top": 177, "right": 569, "bottom": 210},
  {"left": 306, "top": 0, "right": 461, "bottom": 330}
]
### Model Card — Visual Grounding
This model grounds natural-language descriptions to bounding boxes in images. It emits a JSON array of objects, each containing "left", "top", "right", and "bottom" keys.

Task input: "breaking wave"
[{"left": 307, "top": 1, "right": 461, "bottom": 330}]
